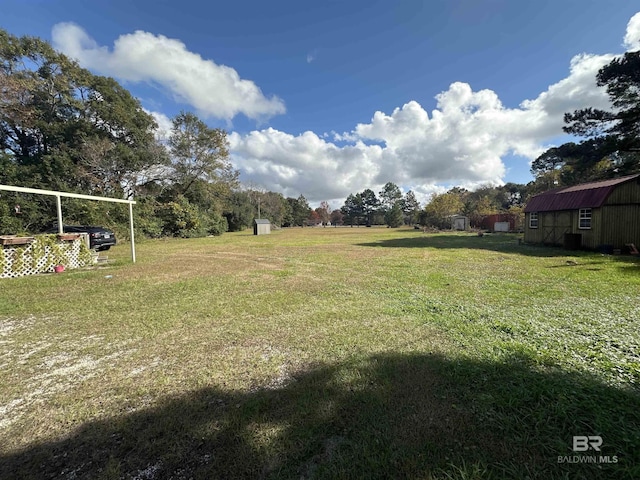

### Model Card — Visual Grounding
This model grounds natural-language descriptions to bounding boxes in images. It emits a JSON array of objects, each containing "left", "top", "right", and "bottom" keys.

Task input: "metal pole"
[
  {"left": 56, "top": 195, "right": 63, "bottom": 234},
  {"left": 129, "top": 202, "right": 136, "bottom": 263},
  {"left": 0, "top": 184, "right": 137, "bottom": 261}
]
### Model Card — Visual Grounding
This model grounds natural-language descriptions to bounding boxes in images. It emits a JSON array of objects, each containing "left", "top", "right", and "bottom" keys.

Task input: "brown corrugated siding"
[{"left": 525, "top": 188, "right": 612, "bottom": 212}]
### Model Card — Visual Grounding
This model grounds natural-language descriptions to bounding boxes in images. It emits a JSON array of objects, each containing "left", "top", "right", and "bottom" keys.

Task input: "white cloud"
[
  {"left": 229, "top": 128, "right": 383, "bottom": 204},
  {"left": 353, "top": 91, "right": 508, "bottom": 186},
  {"left": 355, "top": 50, "right": 612, "bottom": 183},
  {"left": 306, "top": 48, "right": 319, "bottom": 64},
  {"left": 521, "top": 53, "right": 613, "bottom": 125},
  {"left": 624, "top": 12, "right": 640, "bottom": 51},
  {"left": 144, "top": 109, "right": 173, "bottom": 141},
  {"left": 51, "top": 22, "right": 285, "bottom": 121},
  {"left": 51, "top": 14, "right": 637, "bottom": 207},
  {"left": 230, "top": 49, "right": 611, "bottom": 204}
]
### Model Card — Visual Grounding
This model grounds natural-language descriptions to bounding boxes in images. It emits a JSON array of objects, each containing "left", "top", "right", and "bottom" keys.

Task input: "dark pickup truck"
[{"left": 46, "top": 225, "right": 116, "bottom": 251}]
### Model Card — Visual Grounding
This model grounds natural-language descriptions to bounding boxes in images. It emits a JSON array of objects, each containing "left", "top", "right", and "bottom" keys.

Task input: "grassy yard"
[{"left": 1, "top": 227, "right": 639, "bottom": 479}]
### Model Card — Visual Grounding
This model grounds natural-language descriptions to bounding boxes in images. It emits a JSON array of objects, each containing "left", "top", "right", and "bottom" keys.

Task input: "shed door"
[
  {"left": 494, "top": 222, "right": 509, "bottom": 232},
  {"left": 542, "top": 212, "right": 571, "bottom": 245}
]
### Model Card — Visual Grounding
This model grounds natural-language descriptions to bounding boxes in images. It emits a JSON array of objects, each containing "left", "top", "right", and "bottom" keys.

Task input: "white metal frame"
[{"left": 0, "top": 184, "right": 136, "bottom": 263}]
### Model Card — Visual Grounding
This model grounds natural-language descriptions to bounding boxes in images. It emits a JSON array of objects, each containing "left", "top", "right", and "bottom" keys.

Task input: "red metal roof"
[{"left": 524, "top": 174, "right": 640, "bottom": 212}]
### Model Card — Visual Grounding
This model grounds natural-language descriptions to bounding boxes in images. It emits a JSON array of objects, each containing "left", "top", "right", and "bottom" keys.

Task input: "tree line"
[
  {"left": 337, "top": 184, "right": 418, "bottom": 227},
  {"left": 0, "top": 29, "right": 317, "bottom": 238},
  {"left": 1, "top": 29, "right": 637, "bottom": 239},
  {"left": 334, "top": 182, "right": 531, "bottom": 230},
  {"left": 341, "top": 50, "right": 640, "bottom": 230}
]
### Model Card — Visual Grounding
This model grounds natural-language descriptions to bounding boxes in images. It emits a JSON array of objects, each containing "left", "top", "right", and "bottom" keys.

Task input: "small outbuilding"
[
  {"left": 479, "top": 213, "right": 521, "bottom": 232},
  {"left": 253, "top": 218, "right": 271, "bottom": 235},
  {"left": 523, "top": 174, "right": 640, "bottom": 251},
  {"left": 451, "top": 215, "right": 469, "bottom": 231}
]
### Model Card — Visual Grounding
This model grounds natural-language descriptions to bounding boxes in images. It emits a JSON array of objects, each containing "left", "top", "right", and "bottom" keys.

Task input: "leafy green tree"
[
  {"left": 156, "top": 195, "right": 227, "bottom": 237},
  {"left": 250, "top": 191, "right": 289, "bottom": 226},
  {"left": 530, "top": 144, "right": 573, "bottom": 177},
  {"left": 461, "top": 186, "right": 500, "bottom": 226},
  {"left": 507, "top": 204, "right": 525, "bottom": 231},
  {"left": 159, "top": 112, "right": 240, "bottom": 236},
  {"left": 532, "top": 50, "right": 640, "bottom": 186},
  {"left": 168, "top": 112, "right": 235, "bottom": 195},
  {"left": 565, "top": 51, "right": 640, "bottom": 152},
  {"left": 360, "top": 188, "right": 380, "bottom": 226},
  {"left": 422, "top": 192, "right": 464, "bottom": 229},
  {"left": 156, "top": 196, "right": 203, "bottom": 237},
  {"left": 76, "top": 76, "right": 169, "bottom": 198},
  {"left": 378, "top": 182, "right": 402, "bottom": 212},
  {"left": 296, "top": 195, "right": 312, "bottom": 226},
  {"left": 223, "top": 191, "right": 254, "bottom": 232},
  {"left": 384, "top": 202, "right": 404, "bottom": 228},
  {"left": 400, "top": 190, "right": 421, "bottom": 225},
  {"left": 0, "top": 29, "right": 169, "bottom": 234},
  {"left": 284, "top": 195, "right": 311, "bottom": 227},
  {"left": 341, "top": 193, "right": 363, "bottom": 226},
  {"left": 530, "top": 140, "right": 617, "bottom": 185},
  {"left": 132, "top": 197, "right": 163, "bottom": 238},
  {"left": 378, "top": 182, "right": 405, "bottom": 227},
  {"left": 329, "top": 208, "right": 344, "bottom": 226},
  {"left": 472, "top": 196, "right": 496, "bottom": 224},
  {"left": 0, "top": 29, "right": 164, "bottom": 198},
  {"left": 497, "top": 183, "right": 527, "bottom": 209},
  {"left": 0, "top": 197, "right": 26, "bottom": 234}
]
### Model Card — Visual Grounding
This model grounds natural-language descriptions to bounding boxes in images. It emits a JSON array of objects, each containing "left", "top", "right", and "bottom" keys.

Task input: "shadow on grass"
[
  {"left": 357, "top": 233, "right": 640, "bottom": 264},
  {"left": 2, "top": 352, "right": 639, "bottom": 479}
]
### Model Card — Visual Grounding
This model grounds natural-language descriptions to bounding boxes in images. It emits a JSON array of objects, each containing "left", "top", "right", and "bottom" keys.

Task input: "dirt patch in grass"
[{"left": 0, "top": 315, "right": 138, "bottom": 432}]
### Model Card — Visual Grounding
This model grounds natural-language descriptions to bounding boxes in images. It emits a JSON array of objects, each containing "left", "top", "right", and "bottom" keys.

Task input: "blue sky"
[{"left": 1, "top": 1, "right": 639, "bottom": 206}]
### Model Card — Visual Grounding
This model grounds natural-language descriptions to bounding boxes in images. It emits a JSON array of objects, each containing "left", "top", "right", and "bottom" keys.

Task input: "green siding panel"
[
  {"left": 525, "top": 181, "right": 640, "bottom": 250},
  {"left": 604, "top": 179, "right": 640, "bottom": 205}
]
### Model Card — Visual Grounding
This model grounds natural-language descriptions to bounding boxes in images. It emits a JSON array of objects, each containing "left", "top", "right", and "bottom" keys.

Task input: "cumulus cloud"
[
  {"left": 624, "top": 12, "right": 640, "bottom": 51},
  {"left": 521, "top": 53, "right": 613, "bottom": 124},
  {"left": 51, "top": 22, "right": 285, "bottom": 121},
  {"left": 52, "top": 14, "right": 638, "bottom": 206},
  {"left": 231, "top": 49, "right": 612, "bottom": 203},
  {"left": 229, "top": 128, "right": 383, "bottom": 204}
]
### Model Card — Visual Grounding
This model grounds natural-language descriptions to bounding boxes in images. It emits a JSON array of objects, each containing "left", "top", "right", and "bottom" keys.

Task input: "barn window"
[
  {"left": 579, "top": 208, "right": 592, "bottom": 229},
  {"left": 529, "top": 212, "right": 538, "bottom": 228}
]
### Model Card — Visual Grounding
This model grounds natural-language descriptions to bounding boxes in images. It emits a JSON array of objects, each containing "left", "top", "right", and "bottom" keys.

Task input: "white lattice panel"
[{"left": 1, "top": 237, "right": 95, "bottom": 279}]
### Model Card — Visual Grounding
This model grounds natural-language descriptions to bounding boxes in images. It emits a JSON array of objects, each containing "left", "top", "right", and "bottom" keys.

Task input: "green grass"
[{"left": 1, "top": 227, "right": 639, "bottom": 479}]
